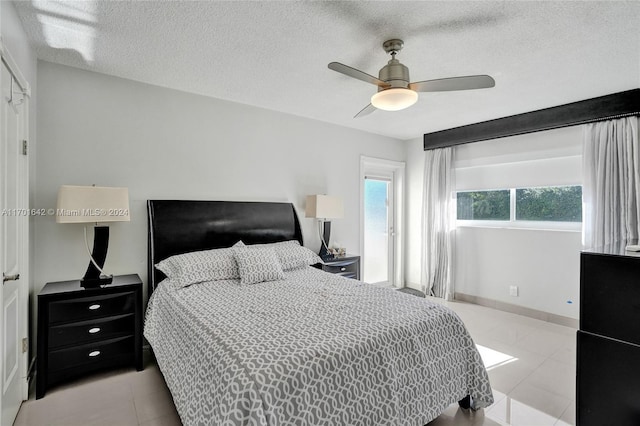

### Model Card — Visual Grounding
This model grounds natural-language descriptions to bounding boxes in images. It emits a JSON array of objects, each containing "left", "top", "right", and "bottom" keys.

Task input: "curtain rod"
[
  {"left": 571, "top": 111, "right": 639, "bottom": 126},
  {"left": 423, "top": 89, "right": 640, "bottom": 150}
]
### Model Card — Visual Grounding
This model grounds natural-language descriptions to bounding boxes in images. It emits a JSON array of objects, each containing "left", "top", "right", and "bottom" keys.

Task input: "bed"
[{"left": 144, "top": 200, "right": 493, "bottom": 425}]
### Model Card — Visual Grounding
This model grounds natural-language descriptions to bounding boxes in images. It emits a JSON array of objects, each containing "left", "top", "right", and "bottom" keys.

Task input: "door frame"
[
  {"left": 359, "top": 156, "right": 405, "bottom": 288},
  {"left": 1, "top": 36, "right": 31, "bottom": 408}
]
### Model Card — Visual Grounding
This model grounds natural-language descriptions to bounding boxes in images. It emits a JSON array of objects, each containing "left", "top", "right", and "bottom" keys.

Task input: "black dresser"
[
  {"left": 577, "top": 240, "right": 640, "bottom": 425},
  {"left": 36, "top": 274, "right": 143, "bottom": 399}
]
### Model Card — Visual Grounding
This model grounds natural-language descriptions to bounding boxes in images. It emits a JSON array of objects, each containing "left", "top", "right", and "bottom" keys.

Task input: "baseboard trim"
[{"left": 454, "top": 292, "right": 579, "bottom": 328}]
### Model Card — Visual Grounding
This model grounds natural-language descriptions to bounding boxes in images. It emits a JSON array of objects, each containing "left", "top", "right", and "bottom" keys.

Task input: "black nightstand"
[
  {"left": 315, "top": 255, "right": 360, "bottom": 280},
  {"left": 36, "top": 274, "right": 143, "bottom": 399}
]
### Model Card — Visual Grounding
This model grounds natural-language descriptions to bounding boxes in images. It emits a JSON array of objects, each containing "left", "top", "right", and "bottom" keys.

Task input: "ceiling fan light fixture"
[{"left": 371, "top": 88, "right": 418, "bottom": 111}]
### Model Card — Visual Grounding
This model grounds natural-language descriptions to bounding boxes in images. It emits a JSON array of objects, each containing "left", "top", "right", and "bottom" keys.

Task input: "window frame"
[{"left": 456, "top": 185, "right": 582, "bottom": 232}]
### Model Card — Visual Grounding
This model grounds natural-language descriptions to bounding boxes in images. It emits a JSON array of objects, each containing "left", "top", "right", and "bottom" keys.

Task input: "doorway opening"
[{"left": 360, "top": 157, "right": 404, "bottom": 287}]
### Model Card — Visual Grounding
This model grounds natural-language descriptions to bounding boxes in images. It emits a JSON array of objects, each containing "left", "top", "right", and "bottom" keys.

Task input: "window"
[
  {"left": 457, "top": 185, "right": 582, "bottom": 228},
  {"left": 516, "top": 186, "right": 582, "bottom": 222},
  {"left": 457, "top": 190, "right": 510, "bottom": 221}
]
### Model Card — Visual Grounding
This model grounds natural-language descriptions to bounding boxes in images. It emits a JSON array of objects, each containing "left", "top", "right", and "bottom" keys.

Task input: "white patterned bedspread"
[{"left": 144, "top": 267, "right": 493, "bottom": 426}]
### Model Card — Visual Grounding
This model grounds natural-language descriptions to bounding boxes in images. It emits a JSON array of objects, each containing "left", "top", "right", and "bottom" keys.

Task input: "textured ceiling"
[{"left": 13, "top": 1, "right": 640, "bottom": 140}]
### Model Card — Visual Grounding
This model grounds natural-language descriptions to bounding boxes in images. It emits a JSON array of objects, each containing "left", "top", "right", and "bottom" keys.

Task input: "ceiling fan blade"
[
  {"left": 409, "top": 75, "right": 495, "bottom": 92},
  {"left": 329, "top": 62, "right": 390, "bottom": 88},
  {"left": 354, "top": 103, "right": 376, "bottom": 118}
]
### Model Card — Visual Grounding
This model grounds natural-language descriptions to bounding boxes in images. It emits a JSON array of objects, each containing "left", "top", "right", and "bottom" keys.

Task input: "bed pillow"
[
  {"left": 244, "top": 240, "right": 322, "bottom": 270},
  {"left": 155, "top": 247, "right": 240, "bottom": 288},
  {"left": 233, "top": 246, "right": 285, "bottom": 285},
  {"left": 273, "top": 240, "right": 323, "bottom": 270}
]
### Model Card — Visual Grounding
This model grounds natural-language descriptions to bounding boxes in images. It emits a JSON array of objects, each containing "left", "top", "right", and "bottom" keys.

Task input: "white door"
[
  {"left": 360, "top": 156, "right": 405, "bottom": 288},
  {"left": 1, "top": 57, "right": 29, "bottom": 426}
]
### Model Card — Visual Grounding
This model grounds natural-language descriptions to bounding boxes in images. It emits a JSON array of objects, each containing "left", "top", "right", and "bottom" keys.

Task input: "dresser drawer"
[
  {"left": 580, "top": 253, "right": 640, "bottom": 345},
  {"left": 48, "top": 291, "right": 135, "bottom": 324},
  {"left": 48, "top": 314, "right": 135, "bottom": 349},
  {"left": 577, "top": 331, "right": 640, "bottom": 425},
  {"left": 48, "top": 335, "right": 134, "bottom": 372}
]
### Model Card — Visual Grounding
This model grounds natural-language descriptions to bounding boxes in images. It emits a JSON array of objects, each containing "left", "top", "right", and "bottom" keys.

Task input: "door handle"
[{"left": 3, "top": 273, "right": 20, "bottom": 283}]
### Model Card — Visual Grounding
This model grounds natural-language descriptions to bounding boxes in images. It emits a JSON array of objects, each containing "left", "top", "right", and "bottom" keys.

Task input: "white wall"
[
  {"left": 34, "top": 61, "right": 405, "bottom": 301},
  {"left": 405, "top": 126, "right": 583, "bottom": 319},
  {"left": 1, "top": 3, "right": 37, "bottom": 89},
  {"left": 1, "top": 0, "right": 37, "bottom": 210},
  {"left": 1, "top": 0, "right": 38, "bottom": 359}
]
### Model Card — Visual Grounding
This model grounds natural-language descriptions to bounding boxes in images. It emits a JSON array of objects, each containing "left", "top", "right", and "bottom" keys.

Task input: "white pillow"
[
  {"left": 242, "top": 240, "right": 322, "bottom": 270},
  {"left": 155, "top": 246, "right": 240, "bottom": 288},
  {"left": 233, "top": 246, "right": 285, "bottom": 285}
]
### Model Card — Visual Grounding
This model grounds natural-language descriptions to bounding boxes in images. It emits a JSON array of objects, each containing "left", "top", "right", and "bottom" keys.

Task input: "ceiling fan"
[{"left": 328, "top": 39, "right": 495, "bottom": 118}]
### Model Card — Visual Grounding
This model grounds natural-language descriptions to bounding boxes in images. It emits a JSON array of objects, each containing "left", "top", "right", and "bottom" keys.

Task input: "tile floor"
[
  {"left": 14, "top": 299, "right": 576, "bottom": 426},
  {"left": 426, "top": 298, "right": 576, "bottom": 426}
]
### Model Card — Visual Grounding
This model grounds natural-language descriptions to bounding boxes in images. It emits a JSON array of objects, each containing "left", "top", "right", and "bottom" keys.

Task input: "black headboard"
[{"left": 147, "top": 200, "right": 303, "bottom": 294}]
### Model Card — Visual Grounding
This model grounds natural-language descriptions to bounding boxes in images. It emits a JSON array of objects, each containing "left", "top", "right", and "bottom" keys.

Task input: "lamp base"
[
  {"left": 319, "top": 220, "right": 333, "bottom": 259},
  {"left": 81, "top": 275, "right": 113, "bottom": 288},
  {"left": 82, "top": 225, "right": 111, "bottom": 288},
  {"left": 320, "top": 254, "right": 336, "bottom": 262}
]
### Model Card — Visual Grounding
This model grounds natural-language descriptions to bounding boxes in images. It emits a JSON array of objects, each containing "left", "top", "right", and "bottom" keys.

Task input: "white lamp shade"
[
  {"left": 371, "top": 88, "right": 418, "bottom": 111},
  {"left": 305, "top": 195, "right": 344, "bottom": 219},
  {"left": 56, "top": 185, "right": 130, "bottom": 223}
]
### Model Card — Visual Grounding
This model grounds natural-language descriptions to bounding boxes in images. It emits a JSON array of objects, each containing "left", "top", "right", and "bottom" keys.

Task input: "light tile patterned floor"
[
  {"left": 427, "top": 298, "right": 576, "bottom": 426},
  {"left": 14, "top": 299, "right": 576, "bottom": 426}
]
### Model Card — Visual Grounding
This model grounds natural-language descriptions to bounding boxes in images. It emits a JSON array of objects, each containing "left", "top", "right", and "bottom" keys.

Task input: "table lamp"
[
  {"left": 305, "top": 194, "right": 343, "bottom": 259},
  {"left": 56, "top": 185, "right": 130, "bottom": 288}
]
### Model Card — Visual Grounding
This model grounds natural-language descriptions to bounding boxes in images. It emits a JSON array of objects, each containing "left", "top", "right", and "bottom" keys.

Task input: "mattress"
[{"left": 144, "top": 266, "right": 493, "bottom": 425}]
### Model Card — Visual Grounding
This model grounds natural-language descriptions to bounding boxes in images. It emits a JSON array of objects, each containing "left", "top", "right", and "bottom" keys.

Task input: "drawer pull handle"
[
  {"left": 88, "top": 327, "right": 101, "bottom": 334},
  {"left": 88, "top": 304, "right": 101, "bottom": 310},
  {"left": 88, "top": 351, "right": 101, "bottom": 357},
  {"left": 341, "top": 267, "right": 346, "bottom": 271}
]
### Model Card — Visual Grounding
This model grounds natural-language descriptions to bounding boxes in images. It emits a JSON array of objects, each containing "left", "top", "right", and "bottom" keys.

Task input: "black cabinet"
[
  {"left": 315, "top": 255, "right": 360, "bottom": 280},
  {"left": 577, "top": 241, "right": 640, "bottom": 425},
  {"left": 37, "top": 274, "right": 143, "bottom": 399}
]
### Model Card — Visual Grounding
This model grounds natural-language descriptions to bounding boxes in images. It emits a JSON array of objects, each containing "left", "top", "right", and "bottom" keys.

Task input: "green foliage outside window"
[
  {"left": 516, "top": 186, "right": 582, "bottom": 222},
  {"left": 457, "top": 186, "right": 582, "bottom": 223},
  {"left": 457, "top": 190, "right": 510, "bottom": 220}
]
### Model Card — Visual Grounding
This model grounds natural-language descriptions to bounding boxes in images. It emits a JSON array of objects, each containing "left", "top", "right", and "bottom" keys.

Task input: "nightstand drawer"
[
  {"left": 48, "top": 335, "right": 134, "bottom": 372},
  {"left": 48, "top": 314, "right": 135, "bottom": 349},
  {"left": 323, "top": 261, "right": 358, "bottom": 275},
  {"left": 48, "top": 291, "right": 135, "bottom": 323},
  {"left": 316, "top": 255, "right": 360, "bottom": 280},
  {"left": 335, "top": 271, "right": 358, "bottom": 279}
]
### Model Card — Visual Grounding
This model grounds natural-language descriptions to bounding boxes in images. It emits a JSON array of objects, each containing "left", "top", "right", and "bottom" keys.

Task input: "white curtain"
[
  {"left": 421, "top": 147, "right": 455, "bottom": 299},
  {"left": 583, "top": 116, "right": 640, "bottom": 248}
]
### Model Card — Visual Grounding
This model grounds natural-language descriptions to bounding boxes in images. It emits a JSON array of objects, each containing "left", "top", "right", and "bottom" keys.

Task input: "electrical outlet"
[{"left": 509, "top": 285, "right": 519, "bottom": 297}]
